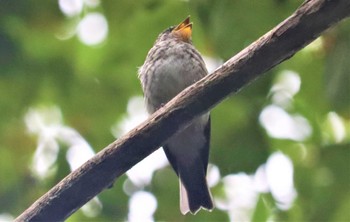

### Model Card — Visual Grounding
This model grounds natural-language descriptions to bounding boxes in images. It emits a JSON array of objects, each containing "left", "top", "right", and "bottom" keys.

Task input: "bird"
[{"left": 138, "top": 16, "right": 213, "bottom": 215}]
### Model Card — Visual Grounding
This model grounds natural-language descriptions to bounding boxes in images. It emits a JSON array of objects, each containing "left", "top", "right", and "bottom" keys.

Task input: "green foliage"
[{"left": 0, "top": 0, "right": 349, "bottom": 221}]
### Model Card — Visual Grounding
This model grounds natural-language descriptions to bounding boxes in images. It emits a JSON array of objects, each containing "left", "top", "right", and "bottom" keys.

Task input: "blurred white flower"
[
  {"left": 259, "top": 105, "right": 312, "bottom": 141},
  {"left": 325, "top": 112, "right": 346, "bottom": 143},
  {"left": 270, "top": 70, "right": 301, "bottom": 107},
  {"left": 24, "top": 106, "right": 100, "bottom": 217},
  {"left": 216, "top": 173, "right": 258, "bottom": 222},
  {"left": 59, "top": 0, "right": 83, "bottom": 17},
  {"left": 0, "top": 213, "right": 14, "bottom": 222},
  {"left": 81, "top": 197, "right": 102, "bottom": 218},
  {"left": 128, "top": 191, "right": 157, "bottom": 222},
  {"left": 77, "top": 13, "right": 108, "bottom": 45},
  {"left": 112, "top": 96, "right": 168, "bottom": 188},
  {"left": 217, "top": 152, "right": 297, "bottom": 220},
  {"left": 126, "top": 149, "right": 168, "bottom": 188},
  {"left": 111, "top": 96, "right": 149, "bottom": 138},
  {"left": 207, "top": 164, "right": 221, "bottom": 187},
  {"left": 265, "top": 152, "right": 297, "bottom": 210},
  {"left": 63, "top": 127, "right": 95, "bottom": 171},
  {"left": 25, "top": 107, "right": 62, "bottom": 179},
  {"left": 253, "top": 165, "right": 270, "bottom": 193},
  {"left": 203, "top": 56, "right": 223, "bottom": 74},
  {"left": 84, "top": 0, "right": 100, "bottom": 8},
  {"left": 25, "top": 106, "right": 95, "bottom": 178}
]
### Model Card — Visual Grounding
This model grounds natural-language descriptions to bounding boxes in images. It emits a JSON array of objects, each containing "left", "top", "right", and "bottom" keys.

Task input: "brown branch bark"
[{"left": 16, "top": 0, "right": 350, "bottom": 221}]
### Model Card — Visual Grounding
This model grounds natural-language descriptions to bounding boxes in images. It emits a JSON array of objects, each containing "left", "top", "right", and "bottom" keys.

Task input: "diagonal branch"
[{"left": 16, "top": 0, "right": 350, "bottom": 221}]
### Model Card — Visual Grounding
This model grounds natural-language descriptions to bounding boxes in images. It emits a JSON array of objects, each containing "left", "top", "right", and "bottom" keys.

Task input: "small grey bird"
[{"left": 138, "top": 16, "right": 213, "bottom": 215}]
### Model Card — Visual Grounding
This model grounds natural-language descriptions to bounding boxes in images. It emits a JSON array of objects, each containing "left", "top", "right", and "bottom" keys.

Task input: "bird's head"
[{"left": 156, "top": 16, "right": 193, "bottom": 43}]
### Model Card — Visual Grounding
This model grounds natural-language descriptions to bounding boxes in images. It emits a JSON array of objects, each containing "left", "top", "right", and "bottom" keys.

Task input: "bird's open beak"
[{"left": 172, "top": 16, "right": 192, "bottom": 42}]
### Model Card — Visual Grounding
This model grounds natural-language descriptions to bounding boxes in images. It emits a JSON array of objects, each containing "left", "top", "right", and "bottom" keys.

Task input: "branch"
[{"left": 16, "top": 0, "right": 350, "bottom": 221}]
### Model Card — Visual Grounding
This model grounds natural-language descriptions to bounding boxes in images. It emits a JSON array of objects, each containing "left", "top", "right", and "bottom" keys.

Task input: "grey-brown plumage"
[{"left": 138, "top": 17, "right": 213, "bottom": 215}]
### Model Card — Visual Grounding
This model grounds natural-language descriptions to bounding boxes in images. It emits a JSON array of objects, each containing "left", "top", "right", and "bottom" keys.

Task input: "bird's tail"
[{"left": 179, "top": 170, "right": 214, "bottom": 215}]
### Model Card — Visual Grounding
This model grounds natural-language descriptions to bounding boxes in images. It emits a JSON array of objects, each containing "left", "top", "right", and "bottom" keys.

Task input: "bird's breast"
[{"left": 139, "top": 42, "right": 207, "bottom": 113}]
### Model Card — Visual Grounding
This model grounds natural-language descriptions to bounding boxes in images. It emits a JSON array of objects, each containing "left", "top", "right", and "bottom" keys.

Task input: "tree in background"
[{"left": 0, "top": 1, "right": 349, "bottom": 221}]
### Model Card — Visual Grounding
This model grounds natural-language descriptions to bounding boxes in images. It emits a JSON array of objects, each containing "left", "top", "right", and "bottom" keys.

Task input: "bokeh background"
[{"left": 0, "top": 0, "right": 349, "bottom": 221}]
